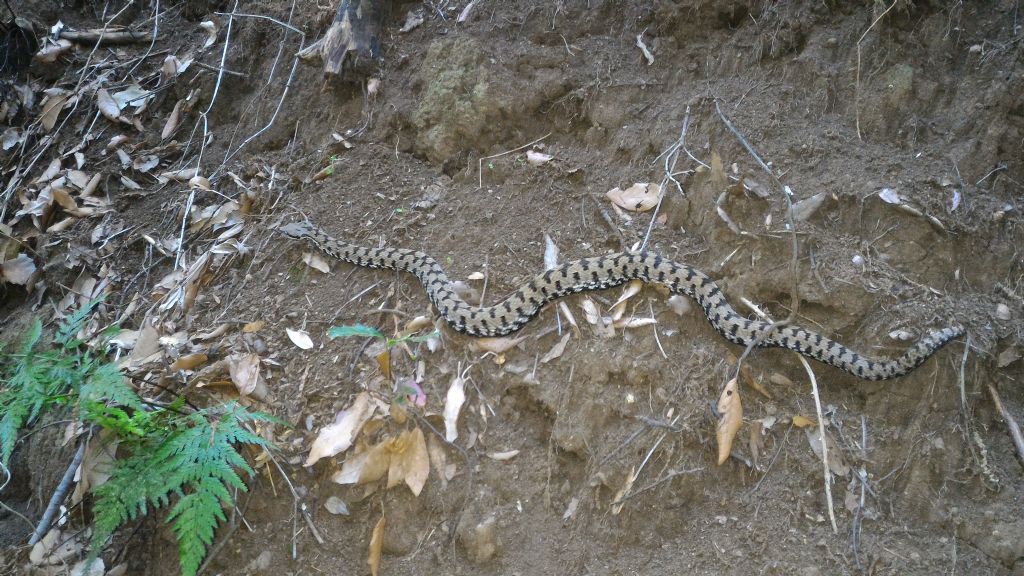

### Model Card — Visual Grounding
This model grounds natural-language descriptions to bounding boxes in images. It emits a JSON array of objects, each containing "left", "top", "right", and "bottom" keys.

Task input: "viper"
[{"left": 281, "top": 221, "right": 962, "bottom": 380}]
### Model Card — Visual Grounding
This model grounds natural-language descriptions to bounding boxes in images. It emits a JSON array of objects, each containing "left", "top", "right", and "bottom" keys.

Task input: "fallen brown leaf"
[
  {"left": 387, "top": 427, "right": 430, "bottom": 496},
  {"left": 368, "top": 516, "right": 385, "bottom": 576},
  {"left": 227, "top": 353, "right": 262, "bottom": 396},
  {"left": 716, "top": 377, "right": 742, "bottom": 465},
  {"left": 305, "top": 392, "right": 374, "bottom": 467}
]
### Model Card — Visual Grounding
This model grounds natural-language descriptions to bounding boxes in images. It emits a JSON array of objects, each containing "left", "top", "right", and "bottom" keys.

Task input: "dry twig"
[
  {"left": 987, "top": 383, "right": 1024, "bottom": 465},
  {"left": 797, "top": 355, "right": 838, "bottom": 534}
]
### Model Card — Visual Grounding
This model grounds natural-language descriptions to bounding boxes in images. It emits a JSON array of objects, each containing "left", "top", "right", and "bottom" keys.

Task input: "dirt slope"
[{"left": 2, "top": 1, "right": 1023, "bottom": 575}]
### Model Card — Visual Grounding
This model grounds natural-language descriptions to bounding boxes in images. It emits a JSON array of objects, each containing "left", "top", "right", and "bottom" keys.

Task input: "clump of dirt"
[{"left": 2, "top": 1, "right": 1023, "bottom": 575}]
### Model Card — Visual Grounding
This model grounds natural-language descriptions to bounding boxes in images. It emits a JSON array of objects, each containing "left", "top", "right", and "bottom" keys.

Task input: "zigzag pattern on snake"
[{"left": 281, "top": 221, "right": 963, "bottom": 381}]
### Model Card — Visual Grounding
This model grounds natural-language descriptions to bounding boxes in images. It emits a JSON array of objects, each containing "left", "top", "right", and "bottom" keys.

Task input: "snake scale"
[{"left": 281, "top": 221, "right": 963, "bottom": 381}]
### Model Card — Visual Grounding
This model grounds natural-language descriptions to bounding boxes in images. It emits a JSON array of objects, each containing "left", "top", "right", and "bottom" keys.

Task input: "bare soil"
[{"left": 3, "top": 1, "right": 1023, "bottom": 575}]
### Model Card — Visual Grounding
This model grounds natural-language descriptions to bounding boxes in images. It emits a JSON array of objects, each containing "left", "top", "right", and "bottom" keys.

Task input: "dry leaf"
[
  {"left": 228, "top": 353, "right": 262, "bottom": 395},
  {"left": 286, "top": 328, "right": 315, "bottom": 350},
  {"left": 472, "top": 336, "right": 526, "bottom": 354},
  {"left": 526, "top": 150, "right": 553, "bottom": 166},
  {"left": 71, "top": 430, "right": 118, "bottom": 505},
  {"left": 388, "top": 427, "right": 430, "bottom": 496},
  {"left": 791, "top": 415, "right": 816, "bottom": 428},
  {"left": 169, "top": 353, "right": 208, "bottom": 371},
  {"left": 96, "top": 89, "right": 122, "bottom": 123},
  {"left": 610, "top": 279, "right": 643, "bottom": 320},
  {"left": 611, "top": 467, "right": 637, "bottom": 515},
  {"left": 805, "top": 427, "right": 851, "bottom": 477},
  {"left": 2, "top": 253, "right": 36, "bottom": 285},
  {"left": 540, "top": 333, "right": 571, "bottom": 363},
  {"left": 444, "top": 365, "right": 468, "bottom": 442},
  {"left": 304, "top": 392, "right": 373, "bottom": 466},
  {"left": 39, "top": 92, "right": 70, "bottom": 132},
  {"left": 486, "top": 449, "right": 519, "bottom": 461},
  {"left": 302, "top": 252, "right": 331, "bottom": 273},
  {"left": 716, "top": 377, "right": 742, "bottom": 465},
  {"left": 333, "top": 439, "right": 392, "bottom": 485},
  {"left": 543, "top": 233, "right": 560, "bottom": 270},
  {"left": 128, "top": 324, "right": 161, "bottom": 365},
  {"left": 199, "top": 20, "right": 218, "bottom": 49},
  {"left": 368, "top": 516, "right": 385, "bottom": 576},
  {"left": 375, "top": 349, "right": 392, "bottom": 381},
  {"left": 162, "top": 99, "right": 184, "bottom": 139},
  {"left": 606, "top": 183, "right": 662, "bottom": 212}
]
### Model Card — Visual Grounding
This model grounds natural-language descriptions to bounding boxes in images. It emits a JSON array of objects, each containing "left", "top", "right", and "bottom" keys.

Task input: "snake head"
[{"left": 279, "top": 221, "right": 316, "bottom": 239}]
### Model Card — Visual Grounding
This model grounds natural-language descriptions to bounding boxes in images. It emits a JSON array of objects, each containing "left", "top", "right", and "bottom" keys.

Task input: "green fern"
[
  {"left": 0, "top": 319, "right": 71, "bottom": 464},
  {"left": 3, "top": 309, "right": 279, "bottom": 576},
  {"left": 90, "top": 404, "right": 274, "bottom": 576}
]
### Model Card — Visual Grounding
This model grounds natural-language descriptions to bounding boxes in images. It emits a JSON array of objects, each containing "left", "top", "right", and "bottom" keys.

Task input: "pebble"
[
  {"left": 323, "top": 496, "right": 350, "bottom": 516},
  {"left": 457, "top": 514, "right": 499, "bottom": 564},
  {"left": 995, "top": 303, "right": 1011, "bottom": 320},
  {"left": 888, "top": 329, "right": 915, "bottom": 342}
]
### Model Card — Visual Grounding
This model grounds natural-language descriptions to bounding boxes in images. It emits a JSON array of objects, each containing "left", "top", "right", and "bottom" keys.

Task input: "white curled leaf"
[
  {"left": 527, "top": 150, "right": 553, "bottom": 166},
  {"left": 444, "top": 365, "right": 468, "bottom": 442},
  {"left": 286, "top": 328, "right": 314, "bottom": 350},
  {"left": 878, "top": 187, "right": 902, "bottom": 205}
]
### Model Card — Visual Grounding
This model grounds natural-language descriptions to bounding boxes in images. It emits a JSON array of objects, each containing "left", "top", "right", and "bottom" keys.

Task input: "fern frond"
[
  {"left": 0, "top": 392, "right": 29, "bottom": 465},
  {"left": 167, "top": 476, "right": 229, "bottom": 576},
  {"left": 20, "top": 318, "right": 42, "bottom": 354},
  {"left": 80, "top": 363, "right": 142, "bottom": 410},
  {"left": 89, "top": 402, "right": 274, "bottom": 576},
  {"left": 55, "top": 296, "right": 104, "bottom": 348}
]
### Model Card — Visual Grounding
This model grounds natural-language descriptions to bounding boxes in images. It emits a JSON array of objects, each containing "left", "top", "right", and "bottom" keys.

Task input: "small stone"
[
  {"left": 995, "top": 303, "right": 1012, "bottom": 320},
  {"left": 457, "top": 514, "right": 499, "bottom": 565},
  {"left": 888, "top": 329, "right": 915, "bottom": 342},
  {"left": 323, "top": 496, "right": 350, "bottom": 516},
  {"left": 996, "top": 346, "right": 1020, "bottom": 368},
  {"left": 244, "top": 550, "right": 272, "bottom": 573}
]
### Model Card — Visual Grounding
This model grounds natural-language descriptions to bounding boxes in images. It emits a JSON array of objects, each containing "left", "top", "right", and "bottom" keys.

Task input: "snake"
[{"left": 281, "top": 221, "right": 963, "bottom": 381}]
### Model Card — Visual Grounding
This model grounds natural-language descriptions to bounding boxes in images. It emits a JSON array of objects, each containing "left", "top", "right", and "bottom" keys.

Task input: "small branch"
[
  {"left": 987, "top": 384, "right": 1024, "bottom": 465},
  {"left": 797, "top": 355, "right": 838, "bottom": 534},
  {"left": 477, "top": 133, "right": 551, "bottom": 189},
  {"left": 28, "top": 438, "right": 87, "bottom": 545},
  {"left": 855, "top": 1, "right": 898, "bottom": 140},
  {"left": 715, "top": 100, "right": 800, "bottom": 321},
  {"left": 958, "top": 333, "right": 971, "bottom": 413},
  {"left": 60, "top": 29, "right": 151, "bottom": 45}
]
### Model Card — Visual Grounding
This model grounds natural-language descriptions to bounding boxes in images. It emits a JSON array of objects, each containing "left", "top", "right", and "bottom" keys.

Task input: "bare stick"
[
  {"left": 28, "top": 439, "right": 87, "bottom": 545},
  {"left": 610, "top": 467, "right": 703, "bottom": 506},
  {"left": 212, "top": 8, "right": 305, "bottom": 177},
  {"left": 797, "top": 355, "right": 838, "bottom": 534},
  {"left": 477, "top": 133, "right": 551, "bottom": 189},
  {"left": 641, "top": 108, "right": 692, "bottom": 251},
  {"left": 715, "top": 100, "right": 800, "bottom": 321},
  {"left": 855, "top": 1, "right": 898, "bottom": 140},
  {"left": 987, "top": 383, "right": 1024, "bottom": 465},
  {"left": 60, "top": 29, "right": 150, "bottom": 44},
  {"left": 958, "top": 333, "right": 971, "bottom": 412}
]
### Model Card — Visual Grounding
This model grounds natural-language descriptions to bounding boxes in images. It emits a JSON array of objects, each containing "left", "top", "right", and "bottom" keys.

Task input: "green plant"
[
  {"left": 327, "top": 323, "right": 438, "bottom": 351},
  {"left": 0, "top": 304, "right": 276, "bottom": 576},
  {"left": 89, "top": 403, "right": 274, "bottom": 576}
]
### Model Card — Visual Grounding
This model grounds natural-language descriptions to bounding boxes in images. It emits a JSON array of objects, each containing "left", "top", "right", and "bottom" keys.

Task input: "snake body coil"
[{"left": 282, "top": 222, "right": 962, "bottom": 381}]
